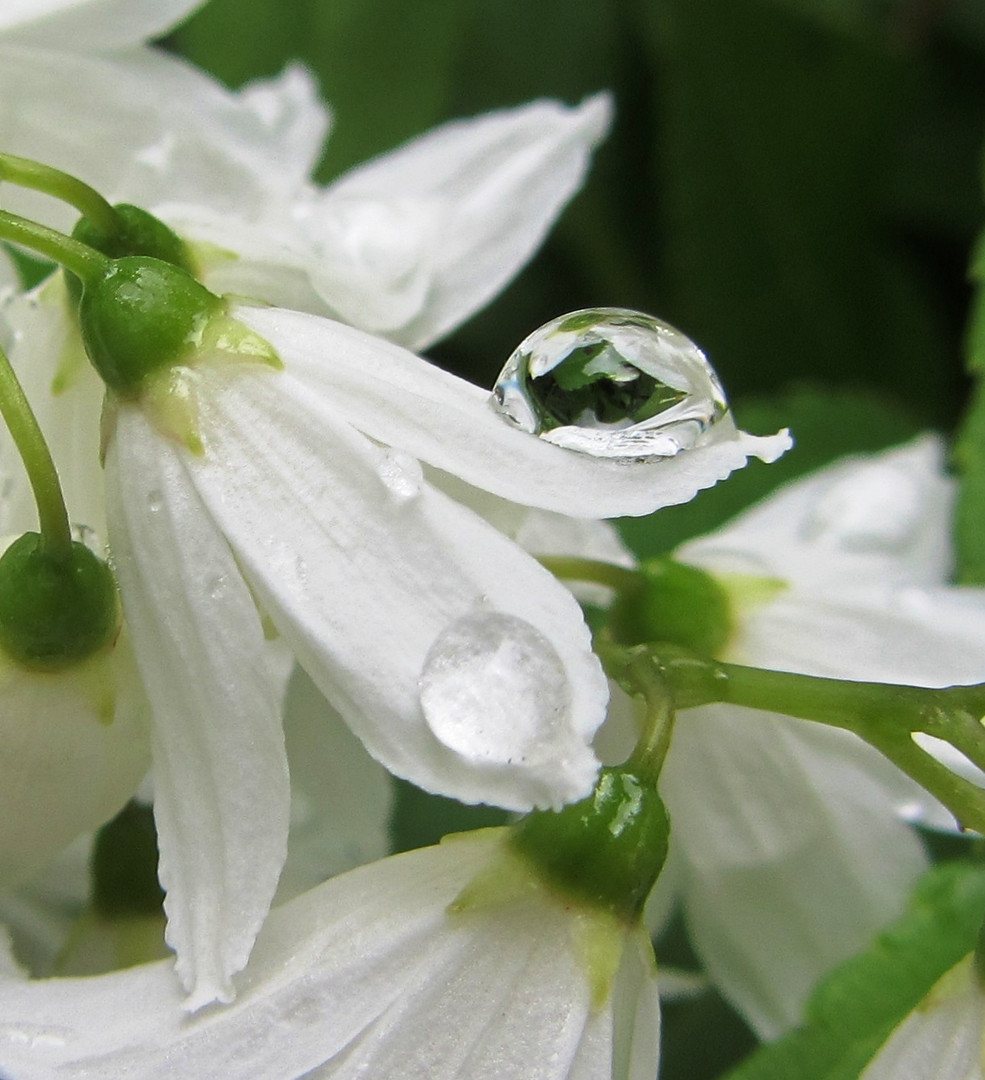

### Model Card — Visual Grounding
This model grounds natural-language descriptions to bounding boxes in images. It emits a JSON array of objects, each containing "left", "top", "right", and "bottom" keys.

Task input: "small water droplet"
[
  {"left": 419, "top": 611, "right": 571, "bottom": 766},
  {"left": 491, "top": 308, "right": 729, "bottom": 459},
  {"left": 377, "top": 450, "right": 423, "bottom": 503},
  {"left": 146, "top": 489, "right": 163, "bottom": 513}
]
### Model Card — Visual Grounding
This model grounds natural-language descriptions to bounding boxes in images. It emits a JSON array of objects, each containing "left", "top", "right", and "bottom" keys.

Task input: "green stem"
[
  {"left": 601, "top": 641, "right": 985, "bottom": 834},
  {"left": 0, "top": 343, "right": 72, "bottom": 560},
  {"left": 0, "top": 210, "right": 107, "bottom": 285},
  {"left": 620, "top": 649, "right": 676, "bottom": 785},
  {"left": 0, "top": 153, "right": 120, "bottom": 237},
  {"left": 538, "top": 556, "right": 640, "bottom": 593}
]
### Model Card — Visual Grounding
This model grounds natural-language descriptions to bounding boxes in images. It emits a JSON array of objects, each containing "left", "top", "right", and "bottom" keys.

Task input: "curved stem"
[
  {"left": 0, "top": 153, "right": 120, "bottom": 237},
  {"left": 538, "top": 556, "right": 640, "bottom": 593},
  {"left": 620, "top": 649, "right": 676, "bottom": 785},
  {"left": 600, "top": 640, "right": 985, "bottom": 835},
  {"left": 0, "top": 344, "right": 72, "bottom": 560},
  {"left": 0, "top": 210, "right": 107, "bottom": 285}
]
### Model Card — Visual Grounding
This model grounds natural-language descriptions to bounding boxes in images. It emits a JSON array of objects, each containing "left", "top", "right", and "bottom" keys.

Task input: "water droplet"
[
  {"left": 419, "top": 611, "right": 571, "bottom": 766},
  {"left": 377, "top": 450, "right": 423, "bottom": 503},
  {"left": 146, "top": 489, "right": 163, "bottom": 513},
  {"left": 492, "top": 308, "right": 729, "bottom": 459}
]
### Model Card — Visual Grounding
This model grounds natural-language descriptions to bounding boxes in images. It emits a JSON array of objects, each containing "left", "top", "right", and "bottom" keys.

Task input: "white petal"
[
  {"left": 0, "top": 837, "right": 91, "bottom": 976},
  {"left": 0, "top": 627, "right": 149, "bottom": 890},
  {"left": 0, "top": 48, "right": 323, "bottom": 234},
  {"left": 184, "top": 364, "right": 607, "bottom": 811},
  {"left": 235, "top": 305, "right": 791, "bottom": 519},
  {"left": 105, "top": 406, "right": 290, "bottom": 1009},
  {"left": 311, "top": 95, "right": 612, "bottom": 348},
  {"left": 0, "top": 830, "right": 657, "bottom": 1080},
  {"left": 0, "top": 0, "right": 200, "bottom": 49},
  {"left": 661, "top": 706, "right": 928, "bottom": 1037},
  {"left": 733, "top": 585, "right": 985, "bottom": 688},
  {"left": 682, "top": 435, "right": 954, "bottom": 591},
  {"left": 862, "top": 958, "right": 985, "bottom": 1080},
  {"left": 1, "top": 277, "right": 107, "bottom": 538},
  {"left": 275, "top": 666, "right": 393, "bottom": 904}
]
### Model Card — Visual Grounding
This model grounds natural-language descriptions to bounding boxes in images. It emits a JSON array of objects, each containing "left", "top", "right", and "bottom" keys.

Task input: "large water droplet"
[
  {"left": 419, "top": 611, "right": 571, "bottom": 766},
  {"left": 492, "top": 308, "right": 729, "bottom": 459}
]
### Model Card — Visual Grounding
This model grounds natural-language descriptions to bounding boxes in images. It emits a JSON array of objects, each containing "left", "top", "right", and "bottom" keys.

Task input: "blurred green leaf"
[
  {"left": 2, "top": 243, "right": 54, "bottom": 289},
  {"left": 954, "top": 221, "right": 985, "bottom": 583},
  {"left": 634, "top": 0, "right": 959, "bottom": 426},
  {"left": 171, "top": 0, "right": 466, "bottom": 178},
  {"left": 388, "top": 779, "right": 509, "bottom": 854},
  {"left": 723, "top": 860, "right": 985, "bottom": 1080},
  {"left": 618, "top": 384, "right": 923, "bottom": 558}
]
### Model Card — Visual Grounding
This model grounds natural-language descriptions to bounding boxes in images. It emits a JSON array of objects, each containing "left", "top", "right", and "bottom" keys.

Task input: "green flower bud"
[
  {"left": 609, "top": 557, "right": 733, "bottom": 657},
  {"left": 66, "top": 204, "right": 194, "bottom": 306},
  {"left": 78, "top": 256, "right": 223, "bottom": 396},
  {"left": 511, "top": 766, "right": 670, "bottom": 922},
  {"left": 0, "top": 533, "right": 120, "bottom": 671}
]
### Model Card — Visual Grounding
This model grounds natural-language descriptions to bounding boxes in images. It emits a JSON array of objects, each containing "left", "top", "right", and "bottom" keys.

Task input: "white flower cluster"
[{"left": 0, "top": 2, "right": 980, "bottom": 1078}]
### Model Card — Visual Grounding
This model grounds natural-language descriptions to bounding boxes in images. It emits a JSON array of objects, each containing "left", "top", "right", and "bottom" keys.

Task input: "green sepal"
[
  {"left": 0, "top": 533, "right": 119, "bottom": 671},
  {"left": 78, "top": 256, "right": 223, "bottom": 396},
  {"left": 66, "top": 204, "right": 194, "bottom": 306},
  {"left": 608, "top": 556, "right": 733, "bottom": 657},
  {"left": 511, "top": 766, "right": 670, "bottom": 923}
]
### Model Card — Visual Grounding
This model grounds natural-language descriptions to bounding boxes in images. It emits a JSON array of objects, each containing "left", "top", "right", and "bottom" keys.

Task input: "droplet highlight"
[
  {"left": 419, "top": 611, "right": 571, "bottom": 766},
  {"left": 492, "top": 307, "right": 729, "bottom": 459}
]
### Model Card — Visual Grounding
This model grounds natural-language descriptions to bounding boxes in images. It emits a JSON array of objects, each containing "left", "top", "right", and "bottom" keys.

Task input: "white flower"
[
  {"left": 861, "top": 955, "right": 985, "bottom": 1080},
  {"left": 0, "top": 827, "right": 661, "bottom": 1080},
  {"left": 652, "top": 435, "right": 985, "bottom": 1037},
  {"left": 93, "top": 295, "right": 785, "bottom": 1008},
  {"left": 0, "top": 1, "right": 328, "bottom": 234}
]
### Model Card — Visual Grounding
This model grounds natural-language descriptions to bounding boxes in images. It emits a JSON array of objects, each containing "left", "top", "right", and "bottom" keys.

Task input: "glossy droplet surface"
[
  {"left": 492, "top": 308, "right": 729, "bottom": 459},
  {"left": 419, "top": 611, "right": 570, "bottom": 765}
]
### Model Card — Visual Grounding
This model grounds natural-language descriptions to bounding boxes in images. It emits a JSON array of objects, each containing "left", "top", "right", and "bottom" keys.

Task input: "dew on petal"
[
  {"left": 491, "top": 308, "right": 729, "bottom": 459},
  {"left": 419, "top": 611, "right": 571, "bottom": 766},
  {"left": 377, "top": 449, "right": 423, "bottom": 504}
]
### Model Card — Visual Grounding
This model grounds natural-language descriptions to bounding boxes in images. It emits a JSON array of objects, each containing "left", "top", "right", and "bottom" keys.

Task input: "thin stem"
[
  {"left": 620, "top": 649, "right": 676, "bottom": 785},
  {"left": 538, "top": 556, "right": 640, "bottom": 593},
  {"left": 0, "top": 343, "right": 72, "bottom": 560},
  {"left": 0, "top": 153, "right": 120, "bottom": 237},
  {"left": 0, "top": 210, "right": 107, "bottom": 284}
]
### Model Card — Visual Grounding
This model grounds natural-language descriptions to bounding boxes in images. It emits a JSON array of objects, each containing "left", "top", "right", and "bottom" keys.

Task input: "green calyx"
[
  {"left": 510, "top": 766, "right": 670, "bottom": 923},
  {"left": 66, "top": 204, "right": 194, "bottom": 304},
  {"left": 79, "top": 256, "right": 223, "bottom": 396},
  {"left": 0, "top": 533, "right": 119, "bottom": 672},
  {"left": 609, "top": 557, "right": 733, "bottom": 657}
]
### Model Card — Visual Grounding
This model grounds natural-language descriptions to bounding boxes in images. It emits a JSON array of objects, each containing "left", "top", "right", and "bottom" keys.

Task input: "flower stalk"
[
  {"left": 0, "top": 341, "right": 72, "bottom": 560},
  {"left": 0, "top": 152, "right": 121, "bottom": 236},
  {"left": 0, "top": 209, "right": 108, "bottom": 284},
  {"left": 602, "top": 640, "right": 985, "bottom": 835}
]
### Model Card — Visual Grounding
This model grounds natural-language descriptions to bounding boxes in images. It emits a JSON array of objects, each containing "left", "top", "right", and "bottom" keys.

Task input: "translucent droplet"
[
  {"left": 492, "top": 307, "right": 729, "bottom": 459},
  {"left": 419, "top": 611, "right": 571, "bottom": 766},
  {"left": 146, "top": 489, "right": 163, "bottom": 513},
  {"left": 377, "top": 449, "right": 423, "bottom": 503}
]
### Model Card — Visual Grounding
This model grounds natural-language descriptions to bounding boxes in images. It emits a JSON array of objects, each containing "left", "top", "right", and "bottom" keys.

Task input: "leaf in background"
[
  {"left": 633, "top": 0, "right": 959, "bottom": 427},
  {"left": 618, "top": 384, "right": 922, "bottom": 558},
  {"left": 170, "top": 0, "right": 465, "bottom": 179},
  {"left": 2, "top": 244, "right": 54, "bottom": 290},
  {"left": 722, "top": 861, "right": 985, "bottom": 1080},
  {"left": 954, "top": 231, "right": 985, "bottom": 584},
  {"left": 388, "top": 779, "right": 508, "bottom": 855}
]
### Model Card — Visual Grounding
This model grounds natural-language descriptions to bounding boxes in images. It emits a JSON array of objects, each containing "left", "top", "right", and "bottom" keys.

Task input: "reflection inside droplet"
[
  {"left": 419, "top": 611, "right": 571, "bottom": 766},
  {"left": 491, "top": 308, "right": 729, "bottom": 459}
]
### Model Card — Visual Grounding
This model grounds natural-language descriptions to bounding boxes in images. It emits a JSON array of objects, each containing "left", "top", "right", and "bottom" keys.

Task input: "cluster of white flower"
[{"left": 0, "top": 2, "right": 982, "bottom": 1078}]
